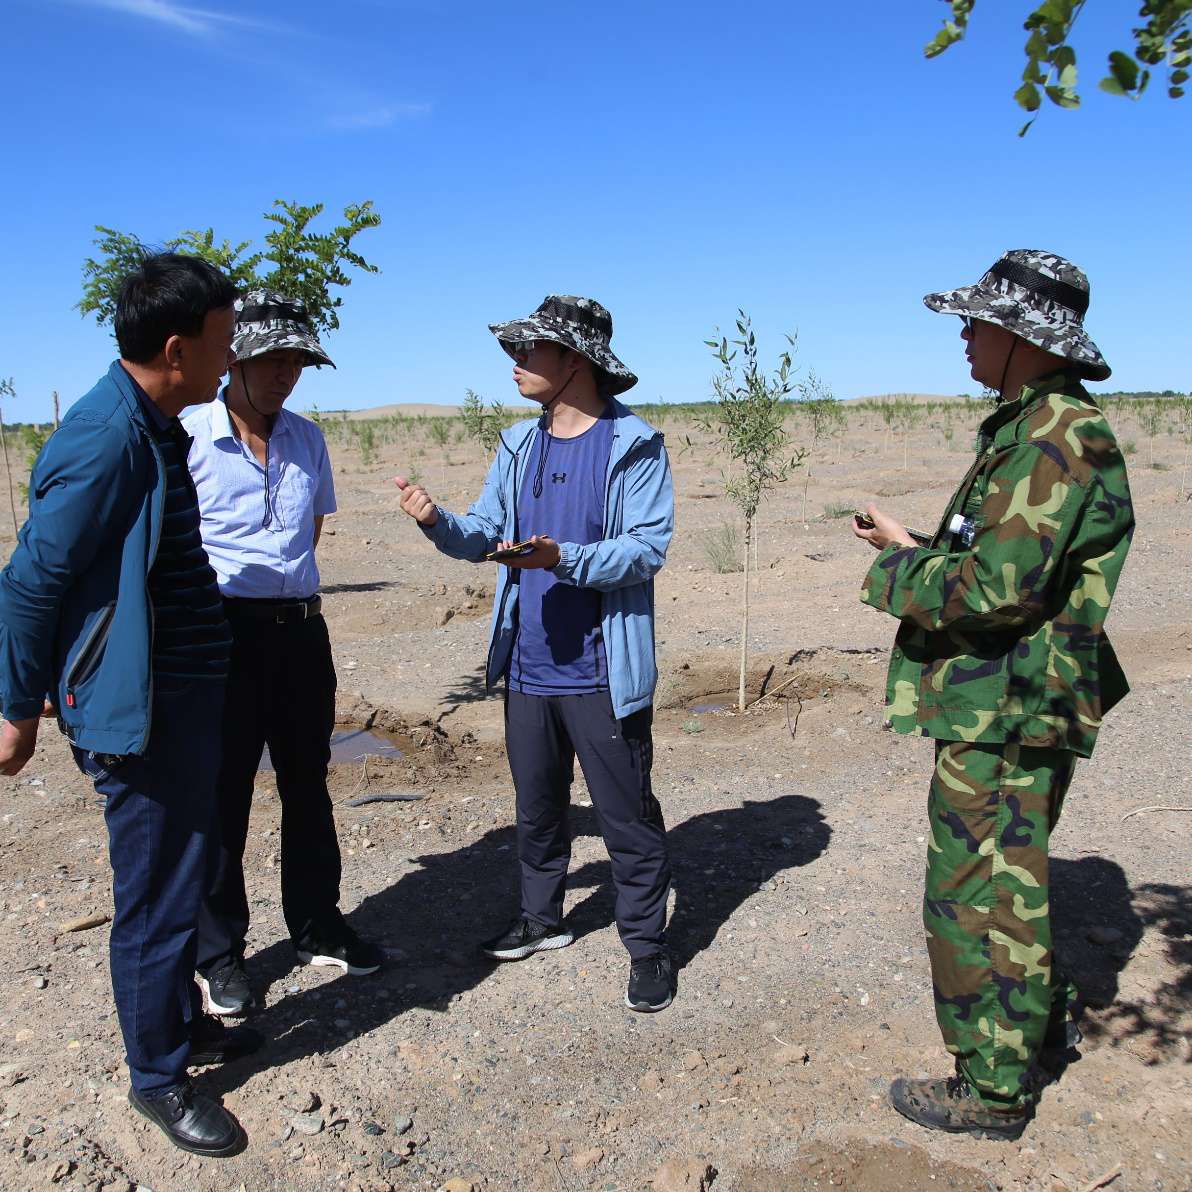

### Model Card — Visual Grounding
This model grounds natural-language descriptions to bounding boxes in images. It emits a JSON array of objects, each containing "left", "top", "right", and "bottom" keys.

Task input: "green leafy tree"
[
  {"left": 696, "top": 314, "right": 807, "bottom": 712},
  {"left": 925, "top": 1, "right": 1191, "bottom": 134},
  {"left": 79, "top": 199, "right": 381, "bottom": 336}
]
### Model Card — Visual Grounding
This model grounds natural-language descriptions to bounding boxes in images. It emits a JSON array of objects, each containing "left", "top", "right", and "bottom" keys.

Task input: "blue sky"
[{"left": 0, "top": 0, "right": 1188, "bottom": 422}]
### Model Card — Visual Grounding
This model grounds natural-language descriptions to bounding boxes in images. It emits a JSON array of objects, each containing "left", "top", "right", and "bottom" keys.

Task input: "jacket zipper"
[
  {"left": 63, "top": 601, "right": 118, "bottom": 703},
  {"left": 139, "top": 434, "right": 167, "bottom": 751},
  {"left": 484, "top": 431, "right": 531, "bottom": 686}
]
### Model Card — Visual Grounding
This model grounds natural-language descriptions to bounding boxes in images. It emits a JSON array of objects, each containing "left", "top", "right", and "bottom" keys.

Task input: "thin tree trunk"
[
  {"left": 739, "top": 517, "right": 751, "bottom": 714},
  {"left": 52, "top": 391, "right": 60, "bottom": 430},
  {"left": 1180, "top": 436, "right": 1190, "bottom": 500},
  {"left": 802, "top": 467, "right": 810, "bottom": 525},
  {"left": 0, "top": 412, "right": 17, "bottom": 540}
]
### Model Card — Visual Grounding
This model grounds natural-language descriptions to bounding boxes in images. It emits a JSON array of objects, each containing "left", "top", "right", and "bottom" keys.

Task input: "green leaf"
[
  {"left": 1107, "top": 50, "right": 1141, "bottom": 94},
  {"left": 1014, "top": 81, "right": 1042, "bottom": 111}
]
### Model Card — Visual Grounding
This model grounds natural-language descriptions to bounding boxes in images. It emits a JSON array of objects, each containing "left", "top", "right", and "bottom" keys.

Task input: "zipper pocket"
[{"left": 64, "top": 601, "right": 117, "bottom": 703}]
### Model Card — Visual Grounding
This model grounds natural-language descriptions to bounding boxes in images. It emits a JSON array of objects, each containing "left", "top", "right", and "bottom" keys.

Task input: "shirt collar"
[
  {"left": 213, "top": 389, "right": 291, "bottom": 440},
  {"left": 981, "top": 369, "right": 1080, "bottom": 439}
]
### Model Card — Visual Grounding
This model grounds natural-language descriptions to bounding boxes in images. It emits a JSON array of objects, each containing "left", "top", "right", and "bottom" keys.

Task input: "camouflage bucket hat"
[
  {"left": 232, "top": 289, "right": 335, "bottom": 369},
  {"left": 924, "top": 249, "right": 1110, "bottom": 381},
  {"left": 489, "top": 295, "right": 637, "bottom": 396}
]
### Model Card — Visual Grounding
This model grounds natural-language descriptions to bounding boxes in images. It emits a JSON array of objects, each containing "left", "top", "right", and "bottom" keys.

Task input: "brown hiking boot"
[{"left": 889, "top": 1073, "right": 1030, "bottom": 1141}]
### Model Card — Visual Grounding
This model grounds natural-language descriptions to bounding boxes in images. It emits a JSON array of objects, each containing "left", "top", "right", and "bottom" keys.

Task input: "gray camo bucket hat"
[
  {"left": 489, "top": 295, "right": 637, "bottom": 396},
  {"left": 232, "top": 290, "right": 335, "bottom": 369},
  {"left": 924, "top": 249, "right": 1110, "bottom": 381}
]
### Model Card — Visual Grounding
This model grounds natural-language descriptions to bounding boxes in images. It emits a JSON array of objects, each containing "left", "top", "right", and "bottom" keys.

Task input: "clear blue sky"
[{"left": 1, "top": 1, "right": 1188, "bottom": 422}]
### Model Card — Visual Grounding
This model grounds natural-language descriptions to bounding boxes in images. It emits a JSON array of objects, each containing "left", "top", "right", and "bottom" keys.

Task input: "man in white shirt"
[{"left": 184, "top": 291, "right": 382, "bottom": 1017}]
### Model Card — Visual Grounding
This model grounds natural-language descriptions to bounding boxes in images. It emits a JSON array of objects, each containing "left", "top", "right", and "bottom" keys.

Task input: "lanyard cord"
[{"left": 240, "top": 373, "right": 276, "bottom": 528}]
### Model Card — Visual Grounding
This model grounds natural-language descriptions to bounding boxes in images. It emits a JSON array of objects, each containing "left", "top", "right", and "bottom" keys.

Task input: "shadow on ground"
[
  {"left": 1052, "top": 858, "right": 1190, "bottom": 1061},
  {"left": 204, "top": 791, "right": 829, "bottom": 1097}
]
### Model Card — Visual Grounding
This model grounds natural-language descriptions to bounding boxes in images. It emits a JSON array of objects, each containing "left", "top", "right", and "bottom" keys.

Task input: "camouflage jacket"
[{"left": 861, "top": 371, "right": 1133, "bottom": 758}]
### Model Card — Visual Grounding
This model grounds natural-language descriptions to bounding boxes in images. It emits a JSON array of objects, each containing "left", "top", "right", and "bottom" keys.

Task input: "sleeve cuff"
[{"left": 552, "top": 542, "right": 578, "bottom": 580}]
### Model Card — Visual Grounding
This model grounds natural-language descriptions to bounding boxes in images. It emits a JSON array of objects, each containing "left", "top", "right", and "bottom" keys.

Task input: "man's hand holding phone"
[
  {"left": 489, "top": 535, "right": 560, "bottom": 569},
  {"left": 394, "top": 476, "right": 439, "bottom": 527}
]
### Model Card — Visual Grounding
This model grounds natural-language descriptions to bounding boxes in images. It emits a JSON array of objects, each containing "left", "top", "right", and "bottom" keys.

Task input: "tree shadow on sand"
[
  {"left": 203, "top": 791, "right": 829, "bottom": 1097},
  {"left": 1051, "top": 857, "right": 1189, "bottom": 1062}
]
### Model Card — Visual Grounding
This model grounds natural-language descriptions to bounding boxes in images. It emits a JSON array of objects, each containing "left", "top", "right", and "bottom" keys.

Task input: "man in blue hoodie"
[
  {"left": 395, "top": 296, "right": 676, "bottom": 1011},
  {"left": 0, "top": 254, "right": 258, "bottom": 1157}
]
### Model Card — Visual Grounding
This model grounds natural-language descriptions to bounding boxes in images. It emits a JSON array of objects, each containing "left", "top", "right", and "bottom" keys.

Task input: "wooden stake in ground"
[
  {"left": 52, "top": 390, "right": 60, "bottom": 430},
  {"left": 0, "top": 378, "right": 19, "bottom": 540}
]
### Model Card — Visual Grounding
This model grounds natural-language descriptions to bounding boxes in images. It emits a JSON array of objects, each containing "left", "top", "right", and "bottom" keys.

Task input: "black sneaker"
[
  {"left": 197, "top": 961, "right": 255, "bottom": 1017},
  {"left": 626, "top": 952, "right": 675, "bottom": 1012},
  {"left": 294, "top": 923, "right": 383, "bottom": 975},
  {"left": 188, "top": 1014, "right": 264, "bottom": 1066},
  {"left": 129, "top": 1081, "right": 246, "bottom": 1158},
  {"left": 480, "top": 917, "right": 574, "bottom": 961}
]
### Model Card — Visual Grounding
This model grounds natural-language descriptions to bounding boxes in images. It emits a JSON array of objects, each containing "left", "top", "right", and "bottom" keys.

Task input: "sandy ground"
[{"left": 0, "top": 399, "right": 1188, "bottom": 1192}]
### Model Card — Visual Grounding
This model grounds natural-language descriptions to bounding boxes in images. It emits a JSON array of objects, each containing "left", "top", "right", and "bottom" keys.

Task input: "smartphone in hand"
[{"left": 485, "top": 540, "right": 537, "bottom": 562}]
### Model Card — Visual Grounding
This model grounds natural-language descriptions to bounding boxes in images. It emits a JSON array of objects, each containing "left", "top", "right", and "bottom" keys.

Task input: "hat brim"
[
  {"left": 489, "top": 316, "right": 637, "bottom": 396},
  {"left": 232, "top": 324, "right": 336, "bottom": 370},
  {"left": 925, "top": 284, "right": 1110, "bottom": 382}
]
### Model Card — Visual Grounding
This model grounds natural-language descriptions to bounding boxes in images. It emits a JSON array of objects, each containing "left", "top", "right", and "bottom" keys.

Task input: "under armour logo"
[{"left": 551, "top": 472, "right": 567, "bottom": 484}]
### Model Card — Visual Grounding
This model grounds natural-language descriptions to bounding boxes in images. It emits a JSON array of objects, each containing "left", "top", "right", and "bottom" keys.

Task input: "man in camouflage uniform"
[{"left": 854, "top": 250, "right": 1133, "bottom": 1139}]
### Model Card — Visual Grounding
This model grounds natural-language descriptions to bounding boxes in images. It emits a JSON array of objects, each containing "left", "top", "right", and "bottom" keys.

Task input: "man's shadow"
[
  {"left": 564, "top": 794, "right": 830, "bottom": 967},
  {"left": 203, "top": 792, "right": 829, "bottom": 1096},
  {"left": 1052, "top": 857, "right": 1189, "bottom": 1060}
]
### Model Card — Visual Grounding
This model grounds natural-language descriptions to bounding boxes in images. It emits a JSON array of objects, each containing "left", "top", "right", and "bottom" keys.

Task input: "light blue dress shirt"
[{"left": 182, "top": 394, "right": 336, "bottom": 599}]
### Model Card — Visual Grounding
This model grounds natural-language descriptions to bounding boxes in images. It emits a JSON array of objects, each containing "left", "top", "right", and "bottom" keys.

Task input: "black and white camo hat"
[
  {"left": 232, "top": 290, "right": 335, "bottom": 370},
  {"left": 489, "top": 295, "right": 637, "bottom": 396},
  {"left": 924, "top": 249, "right": 1110, "bottom": 381}
]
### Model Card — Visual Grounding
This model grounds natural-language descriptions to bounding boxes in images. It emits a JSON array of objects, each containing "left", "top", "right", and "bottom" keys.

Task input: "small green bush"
[
  {"left": 703, "top": 522, "right": 743, "bottom": 573},
  {"left": 823, "top": 501, "right": 855, "bottom": 519}
]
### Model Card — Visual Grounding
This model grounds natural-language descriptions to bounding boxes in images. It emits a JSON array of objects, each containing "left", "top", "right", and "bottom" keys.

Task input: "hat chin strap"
[
  {"left": 997, "top": 338, "right": 1018, "bottom": 401},
  {"left": 539, "top": 366, "right": 578, "bottom": 417}
]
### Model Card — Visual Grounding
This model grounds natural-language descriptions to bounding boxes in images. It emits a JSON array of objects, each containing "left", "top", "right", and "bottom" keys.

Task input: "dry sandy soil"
[{"left": 0, "top": 399, "right": 1188, "bottom": 1192}]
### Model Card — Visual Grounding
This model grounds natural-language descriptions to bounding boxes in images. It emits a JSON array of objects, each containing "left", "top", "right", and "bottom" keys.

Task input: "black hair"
[{"left": 115, "top": 252, "right": 238, "bottom": 363}]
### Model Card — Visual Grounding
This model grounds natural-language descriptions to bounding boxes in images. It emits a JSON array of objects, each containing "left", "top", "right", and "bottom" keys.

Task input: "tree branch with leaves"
[
  {"left": 79, "top": 199, "right": 381, "bottom": 336},
  {"left": 925, "top": 0, "right": 1191, "bottom": 133}
]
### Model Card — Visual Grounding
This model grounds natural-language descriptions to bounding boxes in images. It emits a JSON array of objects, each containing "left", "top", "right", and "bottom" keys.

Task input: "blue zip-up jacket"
[
  {"left": 423, "top": 400, "right": 673, "bottom": 719},
  {"left": 0, "top": 362, "right": 167, "bottom": 754}
]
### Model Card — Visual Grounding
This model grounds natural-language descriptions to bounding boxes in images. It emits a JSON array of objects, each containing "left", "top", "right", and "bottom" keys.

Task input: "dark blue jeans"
[
  {"left": 504, "top": 689, "right": 671, "bottom": 960},
  {"left": 73, "top": 678, "right": 224, "bottom": 1097}
]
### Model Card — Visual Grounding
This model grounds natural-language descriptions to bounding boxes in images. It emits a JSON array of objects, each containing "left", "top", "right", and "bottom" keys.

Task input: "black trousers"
[
  {"left": 196, "top": 608, "right": 341, "bottom": 974},
  {"left": 504, "top": 689, "right": 671, "bottom": 960}
]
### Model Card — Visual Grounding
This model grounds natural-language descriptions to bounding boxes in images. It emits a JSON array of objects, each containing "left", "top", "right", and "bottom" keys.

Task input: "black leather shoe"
[
  {"left": 129, "top": 1082, "right": 246, "bottom": 1157},
  {"left": 189, "top": 1014, "right": 264, "bottom": 1066}
]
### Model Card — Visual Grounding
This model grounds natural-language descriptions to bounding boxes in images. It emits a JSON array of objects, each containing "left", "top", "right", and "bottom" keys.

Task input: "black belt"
[{"left": 223, "top": 595, "right": 322, "bottom": 624}]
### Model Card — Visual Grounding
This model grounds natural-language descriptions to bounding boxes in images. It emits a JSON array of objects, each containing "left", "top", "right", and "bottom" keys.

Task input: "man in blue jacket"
[
  {"left": 395, "top": 295, "right": 676, "bottom": 1011},
  {"left": 0, "top": 254, "right": 258, "bottom": 1157}
]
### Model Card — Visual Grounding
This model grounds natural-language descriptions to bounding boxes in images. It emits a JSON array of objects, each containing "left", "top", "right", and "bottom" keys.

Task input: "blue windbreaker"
[
  {"left": 0, "top": 363, "right": 168, "bottom": 754},
  {"left": 423, "top": 401, "right": 673, "bottom": 718}
]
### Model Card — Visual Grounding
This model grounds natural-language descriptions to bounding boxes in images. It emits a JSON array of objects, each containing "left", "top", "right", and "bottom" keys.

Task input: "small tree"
[
  {"left": 0, "top": 379, "right": 19, "bottom": 538},
  {"left": 1137, "top": 397, "right": 1165, "bottom": 468},
  {"left": 460, "top": 389, "right": 506, "bottom": 459},
  {"left": 796, "top": 372, "right": 843, "bottom": 523},
  {"left": 697, "top": 313, "right": 807, "bottom": 712},
  {"left": 79, "top": 199, "right": 381, "bottom": 336},
  {"left": 1175, "top": 392, "right": 1192, "bottom": 499}
]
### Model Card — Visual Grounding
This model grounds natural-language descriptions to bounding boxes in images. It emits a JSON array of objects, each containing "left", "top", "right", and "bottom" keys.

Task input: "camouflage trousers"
[{"left": 924, "top": 740, "right": 1078, "bottom": 1108}]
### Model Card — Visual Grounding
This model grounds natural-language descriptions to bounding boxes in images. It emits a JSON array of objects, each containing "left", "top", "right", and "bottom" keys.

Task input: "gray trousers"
[{"left": 504, "top": 689, "right": 671, "bottom": 960}]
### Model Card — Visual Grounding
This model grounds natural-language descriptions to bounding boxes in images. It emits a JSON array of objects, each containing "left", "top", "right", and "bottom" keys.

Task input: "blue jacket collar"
[{"left": 500, "top": 398, "right": 660, "bottom": 466}]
